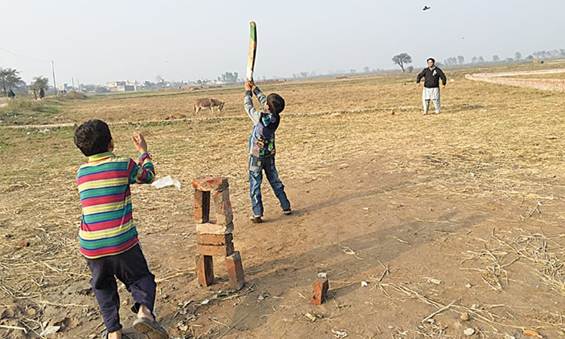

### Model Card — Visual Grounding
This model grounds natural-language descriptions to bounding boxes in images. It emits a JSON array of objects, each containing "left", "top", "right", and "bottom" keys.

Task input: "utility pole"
[{"left": 51, "top": 60, "right": 57, "bottom": 95}]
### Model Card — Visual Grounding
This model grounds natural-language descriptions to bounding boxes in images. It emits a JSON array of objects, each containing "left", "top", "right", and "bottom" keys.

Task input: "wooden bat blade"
[{"left": 246, "top": 21, "right": 257, "bottom": 81}]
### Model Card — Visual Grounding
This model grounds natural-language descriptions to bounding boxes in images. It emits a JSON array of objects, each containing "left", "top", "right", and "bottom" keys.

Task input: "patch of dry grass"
[{"left": 1, "top": 64, "right": 565, "bottom": 336}]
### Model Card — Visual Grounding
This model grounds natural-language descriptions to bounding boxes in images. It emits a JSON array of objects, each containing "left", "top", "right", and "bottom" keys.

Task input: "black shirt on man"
[{"left": 416, "top": 67, "right": 447, "bottom": 88}]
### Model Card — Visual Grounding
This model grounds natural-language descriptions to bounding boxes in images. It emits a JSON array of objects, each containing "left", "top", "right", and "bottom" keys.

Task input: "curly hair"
[{"left": 74, "top": 119, "right": 112, "bottom": 156}]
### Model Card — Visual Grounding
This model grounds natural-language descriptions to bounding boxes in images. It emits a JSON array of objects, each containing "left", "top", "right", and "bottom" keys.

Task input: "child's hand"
[
  {"left": 132, "top": 132, "right": 148, "bottom": 153},
  {"left": 244, "top": 80, "right": 254, "bottom": 91}
]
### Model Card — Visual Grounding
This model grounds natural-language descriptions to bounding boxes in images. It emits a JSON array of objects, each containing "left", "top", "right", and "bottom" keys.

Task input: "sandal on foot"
[
  {"left": 102, "top": 330, "right": 134, "bottom": 339},
  {"left": 133, "top": 317, "right": 169, "bottom": 339}
]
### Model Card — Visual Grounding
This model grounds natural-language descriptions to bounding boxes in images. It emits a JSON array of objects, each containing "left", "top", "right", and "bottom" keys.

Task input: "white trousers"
[{"left": 422, "top": 87, "right": 440, "bottom": 113}]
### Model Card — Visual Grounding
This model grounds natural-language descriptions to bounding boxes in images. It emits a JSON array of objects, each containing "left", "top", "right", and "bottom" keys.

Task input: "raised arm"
[
  {"left": 129, "top": 153, "right": 155, "bottom": 184},
  {"left": 244, "top": 81, "right": 261, "bottom": 124},
  {"left": 244, "top": 91, "right": 261, "bottom": 125},
  {"left": 129, "top": 133, "right": 155, "bottom": 184},
  {"left": 253, "top": 86, "right": 267, "bottom": 106}
]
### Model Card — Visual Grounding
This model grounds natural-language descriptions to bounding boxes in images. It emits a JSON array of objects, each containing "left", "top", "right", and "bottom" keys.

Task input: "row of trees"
[
  {"left": 392, "top": 49, "right": 565, "bottom": 72},
  {"left": 0, "top": 67, "right": 49, "bottom": 97},
  {"left": 218, "top": 72, "right": 239, "bottom": 83},
  {"left": 532, "top": 49, "right": 565, "bottom": 59}
]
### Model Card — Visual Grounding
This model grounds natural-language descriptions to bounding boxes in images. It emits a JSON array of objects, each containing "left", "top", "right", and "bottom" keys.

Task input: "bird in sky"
[{"left": 423, "top": 6, "right": 431, "bottom": 11}]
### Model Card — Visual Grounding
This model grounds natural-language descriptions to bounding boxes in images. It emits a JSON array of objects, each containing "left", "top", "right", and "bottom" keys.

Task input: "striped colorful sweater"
[{"left": 76, "top": 151, "right": 155, "bottom": 259}]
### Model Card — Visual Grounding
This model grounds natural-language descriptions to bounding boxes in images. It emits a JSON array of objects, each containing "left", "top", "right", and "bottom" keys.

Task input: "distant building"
[
  {"left": 62, "top": 83, "right": 76, "bottom": 92},
  {"left": 106, "top": 81, "right": 137, "bottom": 92}
]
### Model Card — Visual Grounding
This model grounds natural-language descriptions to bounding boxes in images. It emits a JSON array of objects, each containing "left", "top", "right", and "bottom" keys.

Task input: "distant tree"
[
  {"left": 514, "top": 52, "right": 522, "bottom": 61},
  {"left": 471, "top": 56, "right": 478, "bottom": 64},
  {"left": 560, "top": 49, "right": 565, "bottom": 56},
  {"left": 392, "top": 53, "right": 412, "bottom": 72},
  {"left": 505, "top": 58, "right": 514, "bottom": 63},
  {"left": 444, "top": 57, "right": 458, "bottom": 66},
  {"left": 526, "top": 55, "right": 534, "bottom": 60},
  {"left": 492, "top": 55, "right": 500, "bottom": 62},
  {"left": 218, "top": 72, "right": 238, "bottom": 83},
  {"left": 0, "top": 68, "right": 22, "bottom": 96},
  {"left": 155, "top": 75, "right": 165, "bottom": 83},
  {"left": 406, "top": 65, "right": 414, "bottom": 73},
  {"left": 350, "top": 69, "right": 357, "bottom": 74},
  {"left": 478, "top": 56, "right": 485, "bottom": 63},
  {"left": 457, "top": 56, "right": 465, "bottom": 65},
  {"left": 533, "top": 51, "right": 548, "bottom": 59},
  {"left": 30, "top": 76, "right": 48, "bottom": 99},
  {"left": 300, "top": 72, "right": 309, "bottom": 78},
  {"left": 363, "top": 66, "right": 370, "bottom": 73},
  {"left": 31, "top": 76, "right": 49, "bottom": 91}
]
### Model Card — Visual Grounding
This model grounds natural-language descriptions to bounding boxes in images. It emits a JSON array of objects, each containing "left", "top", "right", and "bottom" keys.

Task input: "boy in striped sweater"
[{"left": 74, "top": 120, "right": 168, "bottom": 339}]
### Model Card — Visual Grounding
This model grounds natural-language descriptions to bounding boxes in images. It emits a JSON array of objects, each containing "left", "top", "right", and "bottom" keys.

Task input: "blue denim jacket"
[{"left": 244, "top": 86, "right": 280, "bottom": 158}]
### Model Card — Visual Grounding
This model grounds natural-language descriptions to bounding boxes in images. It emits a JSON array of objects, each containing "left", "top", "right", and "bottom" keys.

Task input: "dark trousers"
[
  {"left": 249, "top": 155, "right": 291, "bottom": 217},
  {"left": 86, "top": 244, "right": 156, "bottom": 332}
]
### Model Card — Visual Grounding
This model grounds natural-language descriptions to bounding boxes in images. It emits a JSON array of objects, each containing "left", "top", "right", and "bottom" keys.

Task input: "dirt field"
[
  {"left": 466, "top": 68, "right": 565, "bottom": 93},
  {"left": 1, "top": 65, "right": 564, "bottom": 339}
]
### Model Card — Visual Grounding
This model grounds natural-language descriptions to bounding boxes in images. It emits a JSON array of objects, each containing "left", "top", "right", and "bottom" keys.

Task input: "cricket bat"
[{"left": 246, "top": 21, "right": 257, "bottom": 81}]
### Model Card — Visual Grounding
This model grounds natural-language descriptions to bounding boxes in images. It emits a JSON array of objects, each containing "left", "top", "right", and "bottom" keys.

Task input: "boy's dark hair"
[
  {"left": 267, "top": 93, "right": 285, "bottom": 114},
  {"left": 74, "top": 119, "right": 112, "bottom": 156},
  {"left": 427, "top": 57, "right": 436, "bottom": 63}
]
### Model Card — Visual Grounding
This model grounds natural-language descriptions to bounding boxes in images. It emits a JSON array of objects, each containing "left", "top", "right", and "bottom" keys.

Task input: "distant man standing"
[{"left": 416, "top": 58, "right": 447, "bottom": 114}]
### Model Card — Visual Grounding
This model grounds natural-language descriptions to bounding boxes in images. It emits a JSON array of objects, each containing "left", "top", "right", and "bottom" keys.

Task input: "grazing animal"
[{"left": 194, "top": 98, "right": 225, "bottom": 113}]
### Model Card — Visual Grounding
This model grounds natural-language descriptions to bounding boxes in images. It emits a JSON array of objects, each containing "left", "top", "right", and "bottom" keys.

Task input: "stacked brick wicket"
[{"left": 192, "top": 177, "right": 245, "bottom": 290}]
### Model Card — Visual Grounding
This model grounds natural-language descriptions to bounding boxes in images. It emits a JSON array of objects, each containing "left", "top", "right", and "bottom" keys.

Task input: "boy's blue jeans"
[{"left": 249, "top": 155, "right": 291, "bottom": 217}]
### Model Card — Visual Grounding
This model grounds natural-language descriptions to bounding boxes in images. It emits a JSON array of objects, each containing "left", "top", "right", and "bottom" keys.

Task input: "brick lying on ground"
[
  {"left": 225, "top": 251, "right": 245, "bottom": 290},
  {"left": 197, "top": 233, "right": 233, "bottom": 246},
  {"left": 194, "top": 190, "right": 211, "bottom": 223},
  {"left": 310, "top": 279, "right": 329, "bottom": 305},
  {"left": 196, "top": 222, "right": 234, "bottom": 235},
  {"left": 192, "top": 177, "right": 228, "bottom": 192},
  {"left": 197, "top": 241, "right": 235, "bottom": 257},
  {"left": 196, "top": 254, "right": 214, "bottom": 287}
]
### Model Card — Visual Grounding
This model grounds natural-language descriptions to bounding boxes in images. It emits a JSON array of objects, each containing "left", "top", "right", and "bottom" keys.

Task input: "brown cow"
[{"left": 194, "top": 98, "right": 225, "bottom": 113}]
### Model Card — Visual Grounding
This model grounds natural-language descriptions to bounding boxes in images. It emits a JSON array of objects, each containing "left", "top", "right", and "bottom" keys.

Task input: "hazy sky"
[{"left": 1, "top": 0, "right": 564, "bottom": 85}]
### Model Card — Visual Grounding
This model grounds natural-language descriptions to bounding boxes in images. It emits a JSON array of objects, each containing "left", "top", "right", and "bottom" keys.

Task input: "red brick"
[
  {"left": 195, "top": 254, "right": 214, "bottom": 287},
  {"left": 225, "top": 251, "right": 245, "bottom": 290},
  {"left": 212, "top": 188, "right": 233, "bottom": 225},
  {"left": 197, "top": 233, "right": 233, "bottom": 246},
  {"left": 310, "top": 279, "right": 329, "bottom": 305},
  {"left": 192, "top": 177, "right": 228, "bottom": 192},
  {"left": 197, "top": 241, "right": 234, "bottom": 257},
  {"left": 194, "top": 190, "right": 210, "bottom": 223}
]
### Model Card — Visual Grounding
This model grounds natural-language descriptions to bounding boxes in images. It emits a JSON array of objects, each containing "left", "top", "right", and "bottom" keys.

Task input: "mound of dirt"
[{"left": 61, "top": 91, "right": 88, "bottom": 100}]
